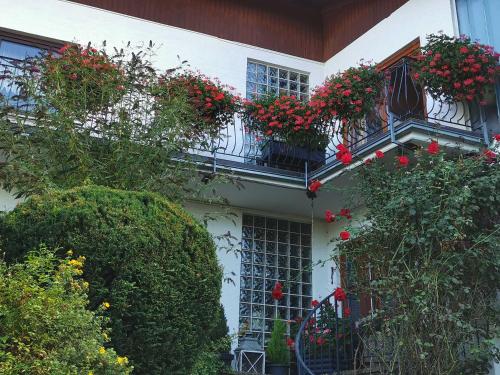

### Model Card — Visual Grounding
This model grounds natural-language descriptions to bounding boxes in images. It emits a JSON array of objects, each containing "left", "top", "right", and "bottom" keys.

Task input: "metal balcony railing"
[{"left": 0, "top": 56, "right": 492, "bottom": 179}]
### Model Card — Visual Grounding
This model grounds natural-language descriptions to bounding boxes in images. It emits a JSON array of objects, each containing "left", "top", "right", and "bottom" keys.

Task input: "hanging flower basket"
[
  {"left": 41, "top": 44, "right": 126, "bottom": 115},
  {"left": 242, "top": 94, "right": 328, "bottom": 150},
  {"left": 309, "top": 63, "right": 383, "bottom": 126},
  {"left": 413, "top": 33, "right": 500, "bottom": 104},
  {"left": 156, "top": 71, "right": 241, "bottom": 140}
]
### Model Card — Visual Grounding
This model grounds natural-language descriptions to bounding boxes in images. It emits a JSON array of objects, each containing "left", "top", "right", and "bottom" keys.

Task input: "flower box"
[{"left": 259, "top": 140, "right": 325, "bottom": 172}]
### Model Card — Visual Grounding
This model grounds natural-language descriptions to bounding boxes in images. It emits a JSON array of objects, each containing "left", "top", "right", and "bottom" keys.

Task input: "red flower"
[
  {"left": 308, "top": 179, "right": 322, "bottom": 193},
  {"left": 453, "top": 82, "right": 462, "bottom": 89},
  {"left": 316, "top": 336, "right": 326, "bottom": 346},
  {"left": 375, "top": 150, "right": 384, "bottom": 159},
  {"left": 69, "top": 73, "right": 78, "bottom": 80},
  {"left": 311, "top": 299, "right": 319, "bottom": 308},
  {"left": 483, "top": 149, "right": 497, "bottom": 162},
  {"left": 460, "top": 46, "right": 469, "bottom": 54},
  {"left": 343, "top": 306, "right": 351, "bottom": 318},
  {"left": 494, "top": 134, "right": 500, "bottom": 142},
  {"left": 342, "top": 89, "right": 352, "bottom": 97},
  {"left": 339, "top": 208, "right": 352, "bottom": 219},
  {"left": 463, "top": 78, "right": 474, "bottom": 86},
  {"left": 398, "top": 155, "right": 409, "bottom": 167},
  {"left": 340, "top": 151, "right": 353, "bottom": 166},
  {"left": 286, "top": 338, "right": 295, "bottom": 348},
  {"left": 272, "top": 282, "right": 284, "bottom": 301},
  {"left": 364, "top": 158, "right": 372, "bottom": 165},
  {"left": 333, "top": 287, "right": 347, "bottom": 302},
  {"left": 339, "top": 231, "right": 350, "bottom": 241},
  {"left": 427, "top": 141, "right": 439, "bottom": 155},
  {"left": 325, "top": 210, "right": 335, "bottom": 223}
]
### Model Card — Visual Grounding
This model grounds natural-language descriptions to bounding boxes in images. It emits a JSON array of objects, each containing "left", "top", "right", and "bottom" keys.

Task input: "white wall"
[
  {"left": 324, "top": 0, "right": 456, "bottom": 74},
  {"left": 0, "top": 0, "right": 324, "bottom": 101}
]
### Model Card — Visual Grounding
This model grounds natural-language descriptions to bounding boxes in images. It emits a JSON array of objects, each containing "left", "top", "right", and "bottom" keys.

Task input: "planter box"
[{"left": 259, "top": 140, "right": 325, "bottom": 172}]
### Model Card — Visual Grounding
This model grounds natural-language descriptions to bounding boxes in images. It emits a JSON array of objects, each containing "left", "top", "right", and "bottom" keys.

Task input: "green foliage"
[
  {"left": 338, "top": 150, "right": 500, "bottom": 374},
  {"left": 209, "top": 304, "right": 230, "bottom": 353},
  {"left": 0, "top": 246, "right": 132, "bottom": 375},
  {"left": 0, "top": 186, "right": 223, "bottom": 374},
  {"left": 0, "top": 43, "right": 226, "bottom": 201},
  {"left": 267, "top": 319, "right": 290, "bottom": 365},
  {"left": 190, "top": 336, "right": 232, "bottom": 375}
]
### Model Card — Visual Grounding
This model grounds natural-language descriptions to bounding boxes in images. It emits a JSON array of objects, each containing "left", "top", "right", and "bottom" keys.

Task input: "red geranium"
[
  {"left": 286, "top": 338, "right": 295, "bottom": 348},
  {"left": 375, "top": 150, "right": 385, "bottom": 159},
  {"left": 483, "top": 149, "right": 497, "bottom": 162},
  {"left": 339, "top": 208, "right": 352, "bottom": 219},
  {"left": 414, "top": 34, "right": 499, "bottom": 104},
  {"left": 333, "top": 287, "right": 347, "bottom": 302},
  {"left": 316, "top": 336, "right": 326, "bottom": 346},
  {"left": 310, "top": 63, "right": 383, "bottom": 125},
  {"left": 311, "top": 299, "right": 320, "bottom": 308},
  {"left": 427, "top": 140, "right": 440, "bottom": 155},
  {"left": 343, "top": 306, "right": 351, "bottom": 318},
  {"left": 494, "top": 134, "right": 500, "bottom": 142}
]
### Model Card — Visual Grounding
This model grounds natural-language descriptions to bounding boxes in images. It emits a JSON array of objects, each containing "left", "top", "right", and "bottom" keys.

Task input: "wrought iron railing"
[{"left": 0, "top": 56, "right": 492, "bottom": 178}]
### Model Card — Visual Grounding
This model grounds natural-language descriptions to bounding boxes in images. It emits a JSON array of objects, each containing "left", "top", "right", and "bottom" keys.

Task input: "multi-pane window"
[
  {"left": 0, "top": 36, "right": 45, "bottom": 107},
  {"left": 246, "top": 61, "right": 309, "bottom": 102},
  {"left": 239, "top": 214, "right": 313, "bottom": 347}
]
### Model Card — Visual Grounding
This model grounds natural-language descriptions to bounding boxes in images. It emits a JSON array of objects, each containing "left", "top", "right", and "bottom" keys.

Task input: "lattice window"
[{"left": 239, "top": 214, "right": 313, "bottom": 347}]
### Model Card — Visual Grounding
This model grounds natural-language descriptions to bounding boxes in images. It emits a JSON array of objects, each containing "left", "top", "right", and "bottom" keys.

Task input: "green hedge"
[{"left": 0, "top": 186, "right": 222, "bottom": 374}]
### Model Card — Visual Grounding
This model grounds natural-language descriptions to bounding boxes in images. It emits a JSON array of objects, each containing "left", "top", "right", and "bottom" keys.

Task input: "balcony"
[{"left": 0, "top": 56, "right": 495, "bottom": 188}]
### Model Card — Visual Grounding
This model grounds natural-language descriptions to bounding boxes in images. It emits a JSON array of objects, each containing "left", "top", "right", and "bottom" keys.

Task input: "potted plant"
[
  {"left": 156, "top": 70, "right": 241, "bottom": 144},
  {"left": 41, "top": 43, "right": 126, "bottom": 117},
  {"left": 309, "top": 62, "right": 383, "bottom": 127},
  {"left": 413, "top": 33, "right": 499, "bottom": 105},
  {"left": 242, "top": 94, "right": 327, "bottom": 170},
  {"left": 267, "top": 318, "right": 290, "bottom": 375}
]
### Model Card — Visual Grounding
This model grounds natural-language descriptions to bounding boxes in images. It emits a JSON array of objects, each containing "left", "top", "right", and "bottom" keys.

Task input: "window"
[
  {"left": 246, "top": 61, "right": 309, "bottom": 101},
  {"left": 239, "top": 214, "right": 313, "bottom": 347},
  {"left": 0, "top": 31, "right": 59, "bottom": 107}
]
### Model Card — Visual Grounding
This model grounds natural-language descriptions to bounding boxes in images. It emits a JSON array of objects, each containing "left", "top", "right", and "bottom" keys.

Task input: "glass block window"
[
  {"left": 246, "top": 61, "right": 309, "bottom": 102},
  {"left": 239, "top": 214, "right": 313, "bottom": 347}
]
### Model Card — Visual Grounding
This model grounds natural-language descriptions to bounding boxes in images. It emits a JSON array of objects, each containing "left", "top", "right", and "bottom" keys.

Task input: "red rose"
[
  {"left": 483, "top": 149, "right": 496, "bottom": 162},
  {"left": 375, "top": 150, "right": 384, "bottom": 159},
  {"left": 308, "top": 179, "right": 322, "bottom": 193},
  {"left": 494, "top": 134, "right": 500, "bottom": 141},
  {"left": 333, "top": 287, "right": 347, "bottom": 301},
  {"left": 311, "top": 299, "right": 319, "bottom": 308},
  {"left": 463, "top": 78, "right": 474, "bottom": 86},
  {"left": 339, "top": 231, "right": 350, "bottom": 241},
  {"left": 340, "top": 152, "right": 353, "bottom": 166},
  {"left": 339, "top": 208, "right": 352, "bottom": 219},
  {"left": 427, "top": 141, "right": 439, "bottom": 155},
  {"left": 460, "top": 46, "right": 469, "bottom": 54},
  {"left": 286, "top": 338, "right": 295, "bottom": 348},
  {"left": 325, "top": 210, "right": 335, "bottom": 223},
  {"left": 343, "top": 306, "right": 351, "bottom": 318},
  {"left": 342, "top": 89, "right": 352, "bottom": 97},
  {"left": 272, "top": 282, "right": 284, "bottom": 301},
  {"left": 398, "top": 155, "right": 409, "bottom": 167}
]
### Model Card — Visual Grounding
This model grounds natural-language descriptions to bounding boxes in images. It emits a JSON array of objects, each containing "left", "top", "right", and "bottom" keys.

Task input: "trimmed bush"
[
  {"left": 0, "top": 186, "right": 222, "bottom": 374},
  {"left": 0, "top": 246, "right": 132, "bottom": 375}
]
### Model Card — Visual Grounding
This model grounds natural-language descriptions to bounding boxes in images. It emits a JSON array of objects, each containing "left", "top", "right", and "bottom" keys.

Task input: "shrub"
[
  {"left": 0, "top": 186, "right": 222, "bottom": 374},
  {"left": 266, "top": 319, "right": 289, "bottom": 365},
  {"left": 0, "top": 246, "right": 132, "bottom": 375},
  {"left": 335, "top": 148, "right": 500, "bottom": 374}
]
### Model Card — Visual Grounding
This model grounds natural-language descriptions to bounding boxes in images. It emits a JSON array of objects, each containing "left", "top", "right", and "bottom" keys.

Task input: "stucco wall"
[{"left": 324, "top": 0, "right": 457, "bottom": 75}]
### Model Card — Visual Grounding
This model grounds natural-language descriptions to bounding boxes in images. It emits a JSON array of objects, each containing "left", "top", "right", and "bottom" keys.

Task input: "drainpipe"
[{"left": 479, "top": 105, "right": 490, "bottom": 146}]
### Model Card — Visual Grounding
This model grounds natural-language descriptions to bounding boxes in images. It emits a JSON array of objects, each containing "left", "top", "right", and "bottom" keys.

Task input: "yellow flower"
[
  {"left": 116, "top": 356, "right": 129, "bottom": 365},
  {"left": 88, "top": 372, "right": 94, "bottom": 375},
  {"left": 102, "top": 301, "right": 110, "bottom": 310},
  {"left": 98, "top": 346, "right": 106, "bottom": 355},
  {"left": 102, "top": 332, "right": 109, "bottom": 341},
  {"left": 66, "top": 250, "right": 73, "bottom": 256}
]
